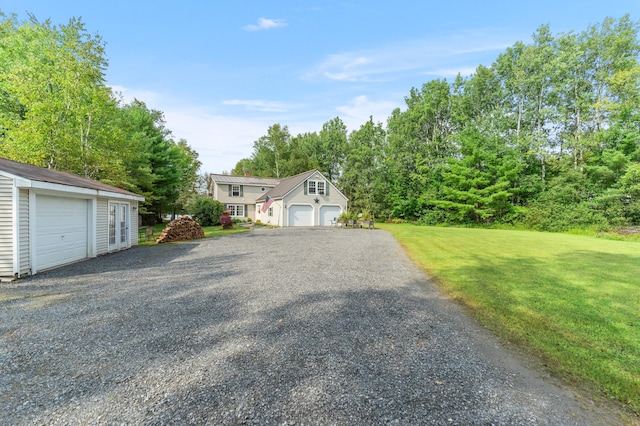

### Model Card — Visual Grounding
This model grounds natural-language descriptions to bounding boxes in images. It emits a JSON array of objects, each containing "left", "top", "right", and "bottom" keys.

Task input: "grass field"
[{"left": 378, "top": 223, "right": 640, "bottom": 417}]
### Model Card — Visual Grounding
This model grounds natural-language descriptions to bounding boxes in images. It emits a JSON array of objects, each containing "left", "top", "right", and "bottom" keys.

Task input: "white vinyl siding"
[
  {"left": 19, "top": 189, "right": 30, "bottom": 275},
  {"left": 130, "top": 202, "right": 138, "bottom": 246},
  {"left": 96, "top": 198, "right": 109, "bottom": 255},
  {"left": 0, "top": 175, "right": 13, "bottom": 276}
]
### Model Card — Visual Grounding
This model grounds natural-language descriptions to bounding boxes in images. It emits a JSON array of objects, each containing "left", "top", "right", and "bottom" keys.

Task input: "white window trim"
[
  {"left": 308, "top": 180, "right": 325, "bottom": 195},
  {"left": 226, "top": 204, "right": 245, "bottom": 217},
  {"left": 231, "top": 185, "right": 241, "bottom": 197}
]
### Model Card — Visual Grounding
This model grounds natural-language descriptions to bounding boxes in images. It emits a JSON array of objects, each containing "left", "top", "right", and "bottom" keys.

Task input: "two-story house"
[
  {"left": 209, "top": 173, "right": 280, "bottom": 221},
  {"left": 209, "top": 170, "right": 348, "bottom": 227}
]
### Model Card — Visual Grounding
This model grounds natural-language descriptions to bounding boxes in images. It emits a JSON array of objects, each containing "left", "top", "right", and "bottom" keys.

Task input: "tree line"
[
  {"left": 233, "top": 15, "right": 640, "bottom": 231},
  {"left": 0, "top": 12, "right": 201, "bottom": 223},
  {"left": 2, "top": 11, "right": 638, "bottom": 231}
]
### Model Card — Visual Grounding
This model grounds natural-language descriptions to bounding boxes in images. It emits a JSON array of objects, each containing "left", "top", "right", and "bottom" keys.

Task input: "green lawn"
[
  {"left": 378, "top": 223, "right": 640, "bottom": 417},
  {"left": 138, "top": 223, "right": 249, "bottom": 246}
]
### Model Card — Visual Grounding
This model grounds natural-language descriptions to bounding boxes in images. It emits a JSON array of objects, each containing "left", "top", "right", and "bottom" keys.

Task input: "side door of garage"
[{"left": 108, "top": 203, "right": 129, "bottom": 251}]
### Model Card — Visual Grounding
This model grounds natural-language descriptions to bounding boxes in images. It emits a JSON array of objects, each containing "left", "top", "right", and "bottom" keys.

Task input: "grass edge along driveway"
[{"left": 378, "top": 223, "right": 640, "bottom": 419}]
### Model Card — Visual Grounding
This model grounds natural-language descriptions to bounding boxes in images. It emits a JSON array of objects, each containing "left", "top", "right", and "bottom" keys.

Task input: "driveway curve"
[{"left": 0, "top": 227, "right": 621, "bottom": 425}]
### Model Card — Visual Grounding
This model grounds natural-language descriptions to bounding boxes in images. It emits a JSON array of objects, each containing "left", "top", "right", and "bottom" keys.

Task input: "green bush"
[
  {"left": 523, "top": 201, "right": 609, "bottom": 232},
  {"left": 187, "top": 197, "right": 224, "bottom": 226}
]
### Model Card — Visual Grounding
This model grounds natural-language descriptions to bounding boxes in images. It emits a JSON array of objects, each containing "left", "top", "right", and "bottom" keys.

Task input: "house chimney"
[{"left": 244, "top": 171, "right": 251, "bottom": 177}]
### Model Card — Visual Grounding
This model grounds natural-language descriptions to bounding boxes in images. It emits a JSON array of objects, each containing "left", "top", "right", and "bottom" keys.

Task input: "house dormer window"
[{"left": 307, "top": 180, "right": 325, "bottom": 195}]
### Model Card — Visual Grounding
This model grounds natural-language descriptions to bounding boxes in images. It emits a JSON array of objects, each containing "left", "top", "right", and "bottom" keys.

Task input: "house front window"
[
  {"left": 231, "top": 185, "right": 241, "bottom": 196},
  {"left": 226, "top": 204, "right": 245, "bottom": 217},
  {"left": 268, "top": 207, "right": 273, "bottom": 217},
  {"left": 308, "top": 180, "right": 325, "bottom": 195}
]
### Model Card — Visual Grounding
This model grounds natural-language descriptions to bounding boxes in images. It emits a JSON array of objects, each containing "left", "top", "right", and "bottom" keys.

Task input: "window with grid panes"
[
  {"left": 307, "top": 180, "right": 325, "bottom": 195},
  {"left": 226, "top": 204, "right": 245, "bottom": 217}
]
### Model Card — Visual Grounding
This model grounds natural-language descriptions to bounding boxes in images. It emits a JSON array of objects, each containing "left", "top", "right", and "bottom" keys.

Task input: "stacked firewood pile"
[{"left": 156, "top": 217, "right": 205, "bottom": 244}]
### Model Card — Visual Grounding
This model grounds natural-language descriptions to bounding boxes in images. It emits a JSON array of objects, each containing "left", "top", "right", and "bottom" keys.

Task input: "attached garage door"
[
  {"left": 35, "top": 195, "right": 88, "bottom": 271},
  {"left": 288, "top": 205, "right": 313, "bottom": 227},
  {"left": 319, "top": 206, "right": 341, "bottom": 226}
]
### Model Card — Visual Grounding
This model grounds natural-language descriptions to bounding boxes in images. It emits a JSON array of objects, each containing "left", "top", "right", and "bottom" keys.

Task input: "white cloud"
[
  {"left": 163, "top": 108, "right": 272, "bottom": 173},
  {"left": 336, "top": 95, "right": 402, "bottom": 131},
  {"left": 108, "top": 86, "right": 401, "bottom": 174},
  {"left": 305, "top": 30, "right": 514, "bottom": 83},
  {"left": 422, "top": 67, "right": 478, "bottom": 78},
  {"left": 110, "top": 85, "right": 162, "bottom": 105},
  {"left": 222, "top": 99, "right": 299, "bottom": 113},
  {"left": 109, "top": 85, "right": 266, "bottom": 173},
  {"left": 243, "top": 17, "right": 287, "bottom": 31}
]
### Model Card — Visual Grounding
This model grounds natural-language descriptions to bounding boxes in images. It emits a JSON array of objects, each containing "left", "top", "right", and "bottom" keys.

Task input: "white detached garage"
[{"left": 0, "top": 157, "right": 144, "bottom": 279}]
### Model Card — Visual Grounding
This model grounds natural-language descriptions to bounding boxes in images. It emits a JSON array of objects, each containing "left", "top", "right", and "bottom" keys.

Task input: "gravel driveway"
[{"left": 0, "top": 227, "right": 620, "bottom": 425}]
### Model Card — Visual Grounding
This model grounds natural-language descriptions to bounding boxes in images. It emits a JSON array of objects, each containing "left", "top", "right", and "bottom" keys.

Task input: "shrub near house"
[{"left": 188, "top": 197, "right": 224, "bottom": 226}]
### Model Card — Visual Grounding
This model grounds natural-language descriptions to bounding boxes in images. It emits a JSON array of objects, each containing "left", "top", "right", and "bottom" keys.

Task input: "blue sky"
[{"left": 2, "top": 1, "right": 639, "bottom": 174}]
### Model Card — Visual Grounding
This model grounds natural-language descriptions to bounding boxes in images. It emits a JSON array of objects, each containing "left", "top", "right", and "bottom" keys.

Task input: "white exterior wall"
[
  {"left": 255, "top": 200, "right": 283, "bottom": 226},
  {"left": 18, "top": 189, "right": 30, "bottom": 276},
  {"left": 212, "top": 181, "right": 219, "bottom": 200},
  {"left": 130, "top": 201, "right": 139, "bottom": 246},
  {"left": 96, "top": 197, "right": 109, "bottom": 255},
  {"left": 217, "top": 183, "right": 270, "bottom": 220},
  {"left": 0, "top": 175, "right": 13, "bottom": 276}
]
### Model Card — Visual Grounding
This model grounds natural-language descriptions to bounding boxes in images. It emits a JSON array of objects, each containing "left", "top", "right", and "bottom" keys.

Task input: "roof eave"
[{"left": 24, "top": 180, "right": 144, "bottom": 201}]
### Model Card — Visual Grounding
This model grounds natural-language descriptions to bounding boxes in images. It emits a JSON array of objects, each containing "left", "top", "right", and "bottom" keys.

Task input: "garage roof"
[
  {"left": 255, "top": 170, "right": 318, "bottom": 201},
  {"left": 0, "top": 157, "right": 144, "bottom": 200}
]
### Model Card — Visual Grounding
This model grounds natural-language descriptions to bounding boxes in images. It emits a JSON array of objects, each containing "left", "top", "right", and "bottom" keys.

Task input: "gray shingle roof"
[
  {"left": 0, "top": 157, "right": 143, "bottom": 199},
  {"left": 210, "top": 174, "right": 280, "bottom": 186},
  {"left": 255, "top": 169, "right": 318, "bottom": 201}
]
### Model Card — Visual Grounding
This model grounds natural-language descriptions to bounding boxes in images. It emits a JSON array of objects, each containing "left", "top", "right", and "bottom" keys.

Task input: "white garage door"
[
  {"left": 319, "top": 206, "right": 341, "bottom": 226},
  {"left": 288, "top": 205, "right": 313, "bottom": 227},
  {"left": 35, "top": 195, "right": 89, "bottom": 271}
]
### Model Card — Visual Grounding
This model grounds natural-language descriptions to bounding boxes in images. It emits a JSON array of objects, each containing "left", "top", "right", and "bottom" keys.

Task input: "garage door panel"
[
  {"left": 35, "top": 195, "right": 88, "bottom": 271},
  {"left": 289, "top": 205, "right": 313, "bottom": 227},
  {"left": 319, "top": 206, "right": 341, "bottom": 226}
]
